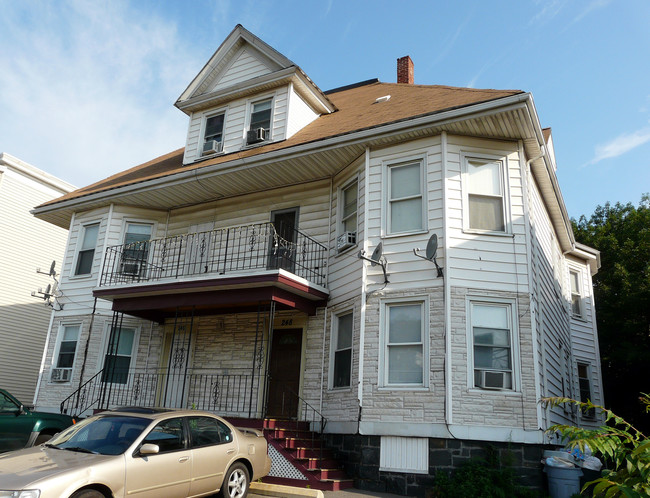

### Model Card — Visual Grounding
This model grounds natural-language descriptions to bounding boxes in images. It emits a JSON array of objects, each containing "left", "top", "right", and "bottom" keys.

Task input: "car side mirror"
[
  {"left": 16, "top": 404, "right": 25, "bottom": 416},
  {"left": 139, "top": 443, "right": 160, "bottom": 455}
]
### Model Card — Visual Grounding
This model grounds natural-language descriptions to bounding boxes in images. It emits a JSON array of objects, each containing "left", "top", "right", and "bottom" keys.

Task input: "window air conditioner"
[
  {"left": 202, "top": 139, "right": 223, "bottom": 155},
  {"left": 51, "top": 368, "right": 72, "bottom": 382},
  {"left": 336, "top": 231, "right": 357, "bottom": 251},
  {"left": 476, "top": 370, "right": 506, "bottom": 390},
  {"left": 246, "top": 127, "right": 267, "bottom": 145},
  {"left": 121, "top": 262, "right": 140, "bottom": 276}
]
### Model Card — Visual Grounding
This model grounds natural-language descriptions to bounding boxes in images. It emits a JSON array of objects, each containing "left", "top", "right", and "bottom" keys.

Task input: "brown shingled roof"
[{"left": 41, "top": 81, "right": 522, "bottom": 207}]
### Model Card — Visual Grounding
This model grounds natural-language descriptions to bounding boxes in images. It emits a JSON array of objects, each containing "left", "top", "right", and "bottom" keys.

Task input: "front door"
[
  {"left": 266, "top": 329, "right": 302, "bottom": 418},
  {"left": 268, "top": 208, "right": 298, "bottom": 272}
]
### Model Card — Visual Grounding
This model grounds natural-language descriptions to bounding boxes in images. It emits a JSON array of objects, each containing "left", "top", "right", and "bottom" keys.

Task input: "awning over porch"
[{"left": 93, "top": 270, "right": 329, "bottom": 322}]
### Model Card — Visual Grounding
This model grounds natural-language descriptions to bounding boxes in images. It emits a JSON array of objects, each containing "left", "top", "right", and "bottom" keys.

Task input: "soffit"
[{"left": 34, "top": 103, "right": 541, "bottom": 229}]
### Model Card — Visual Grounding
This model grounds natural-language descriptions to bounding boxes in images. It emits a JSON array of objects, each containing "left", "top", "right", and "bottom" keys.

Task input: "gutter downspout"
[
  {"left": 319, "top": 176, "right": 334, "bottom": 414},
  {"left": 523, "top": 142, "right": 546, "bottom": 432},
  {"left": 33, "top": 309, "right": 56, "bottom": 408},
  {"left": 357, "top": 147, "right": 370, "bottom": 432},
  {"left": 441, "top": 132, "right": 453, "bottom": 427}
]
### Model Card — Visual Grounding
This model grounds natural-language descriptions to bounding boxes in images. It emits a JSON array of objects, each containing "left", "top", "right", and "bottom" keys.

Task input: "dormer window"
[
  {"left": 202, "top": 112, "right": 225, "bottom": 155},
  {"left": 247, "top": 98, "right": 272, "bottom": 145}
]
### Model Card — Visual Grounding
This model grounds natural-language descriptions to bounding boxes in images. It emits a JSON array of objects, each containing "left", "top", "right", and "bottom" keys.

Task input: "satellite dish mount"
[
  {"left": 358, "top": 242, "right": 389, "bottom": 284},
  {"left": 413, "top": 234, "right": 444, "bottom": 278}
]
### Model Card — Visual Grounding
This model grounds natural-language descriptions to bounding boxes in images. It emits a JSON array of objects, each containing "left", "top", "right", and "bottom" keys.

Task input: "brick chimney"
[{"left": 397, "top": 55, "right": 414, "bottom": 84}]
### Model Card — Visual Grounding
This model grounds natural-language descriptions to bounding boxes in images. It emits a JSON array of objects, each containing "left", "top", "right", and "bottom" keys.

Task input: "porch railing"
[
  {"left": 99, "top": 222, "right": 327, "bottom": 288},
  {"left": 60, "top": 368, "right": 265, "bottom": 419}
]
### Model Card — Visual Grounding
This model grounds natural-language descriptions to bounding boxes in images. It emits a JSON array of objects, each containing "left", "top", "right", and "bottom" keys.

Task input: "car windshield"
[{"left": 47, "top": 415, "right": 151, "bottom": 455}]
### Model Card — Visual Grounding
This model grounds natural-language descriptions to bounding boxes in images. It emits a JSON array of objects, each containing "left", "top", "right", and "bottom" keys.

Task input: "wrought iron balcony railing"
[{"left": 99, "top": 222, "right": 327, "bottom": 288}]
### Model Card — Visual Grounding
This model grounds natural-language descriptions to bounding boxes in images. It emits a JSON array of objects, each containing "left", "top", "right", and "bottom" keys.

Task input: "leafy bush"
[
  {"left": 432, "top": 448, "right": 540, "bottom": 497},
  {"left": 544, "top": 393, "right": 650, "bottom": 497}
]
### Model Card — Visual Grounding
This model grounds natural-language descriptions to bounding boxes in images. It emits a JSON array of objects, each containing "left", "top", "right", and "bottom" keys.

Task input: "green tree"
[
  {"left": 572, "top": 194, "right": 650, "bottom": 433},
  {"left": 544, "top": 394, "right": 650, "bottom": 497}
]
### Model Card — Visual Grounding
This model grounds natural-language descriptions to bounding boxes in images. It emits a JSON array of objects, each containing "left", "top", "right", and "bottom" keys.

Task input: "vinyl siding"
[
  {"left": 211, "top": 46, "right": 272, "bottom": 92},
  {"left": 286, "top": 86, "right": 320, "bottom": 139}
]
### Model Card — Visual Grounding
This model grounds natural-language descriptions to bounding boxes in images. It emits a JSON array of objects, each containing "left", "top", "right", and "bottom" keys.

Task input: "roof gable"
[{"left": 177, "top": 25, "right": 294, "bottom": 105}]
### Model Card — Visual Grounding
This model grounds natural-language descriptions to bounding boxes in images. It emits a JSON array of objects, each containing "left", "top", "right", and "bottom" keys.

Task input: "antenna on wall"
[
  {"left": 32, "top": 260, "right": 64, "bottom": 310},
  {"left": 413, "top": 234, "right": 444, "bottom": 277},
  {"left": 358, "top": 242, "right": 389, "bottom": 284}
]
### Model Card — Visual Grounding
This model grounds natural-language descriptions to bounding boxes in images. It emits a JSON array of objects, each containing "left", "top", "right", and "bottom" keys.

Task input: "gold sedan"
[{"left": 0, "top": 408, "right": 271, "bottom": 498}]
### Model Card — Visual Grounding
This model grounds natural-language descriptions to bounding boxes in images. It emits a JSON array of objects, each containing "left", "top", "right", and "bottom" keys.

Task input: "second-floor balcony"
[{"left": 95, "top": 222, "right": 329, "bottom": 319}]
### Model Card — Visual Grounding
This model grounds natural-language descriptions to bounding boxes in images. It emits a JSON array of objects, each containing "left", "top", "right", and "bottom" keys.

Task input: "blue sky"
[{"left": 1, "top": 0, "right": 648, "bottom": 219}]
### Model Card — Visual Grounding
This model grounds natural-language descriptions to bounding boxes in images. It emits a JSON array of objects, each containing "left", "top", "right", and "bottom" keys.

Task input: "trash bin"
[{"left": 544, "top": 464, "right": 583, "bottom": 498}]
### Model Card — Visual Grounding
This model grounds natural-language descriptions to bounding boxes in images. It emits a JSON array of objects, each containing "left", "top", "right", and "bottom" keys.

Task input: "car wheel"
[
  {"left": 70, "top": 490, "right": 105, "bottom": 498},
  {"left": 34, "top": 433, "right": 54, "bottom": 446},
  {"left": 219, "top": 462, "right": 249, "bottom": 498}
]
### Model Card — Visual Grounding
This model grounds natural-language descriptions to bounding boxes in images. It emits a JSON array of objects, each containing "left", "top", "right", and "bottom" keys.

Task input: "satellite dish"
[
  {"left": 370, "top": 242, "right": 383, "bottom": 267},
  {"left": 45, "top": 284, "right": 51, "bottom": 295},
  {"left": 49, "top": 260, "right": 56, "bottom": 277},
  {"left": 425, "top": 234, "right": 438, "bottom": 261},
  {"left": 413, "top": 233, "right": 444, "bottom": 278},
  {"left": 358, "top": 242, "right": 389, "bottom": 283}
]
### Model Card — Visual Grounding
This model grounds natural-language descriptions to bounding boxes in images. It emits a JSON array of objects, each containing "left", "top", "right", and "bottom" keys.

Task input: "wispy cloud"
[
  {"left": 586, "top": 127, "right": 650, "bottom": 166},
  {"left": 573, "top": 0, "right": 612, "bottom": 23},
  {"left": 529, "top": 0, "right": 568, "bottom": 25},
  {"left": 0, "top": 0, "right": 203, "bottom": 186}
]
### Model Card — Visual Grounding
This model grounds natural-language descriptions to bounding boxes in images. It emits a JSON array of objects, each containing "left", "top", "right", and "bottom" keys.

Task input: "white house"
[
  {"left": 0, "top": 153, "right": 75, "bottom": 402},
  {"left": 31, "top": 25, "right": 602, "bottom": 495}
]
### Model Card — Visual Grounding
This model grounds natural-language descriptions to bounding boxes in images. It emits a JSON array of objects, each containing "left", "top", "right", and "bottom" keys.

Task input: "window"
[
  {"left": 464, "top": 156, "right": 506, "bottom": 232},
  {"left": 75, "top": 223, "right": 99, "bottom": 275},
  {"left": 55, "top": 324, "right": 80, "bottom": 369},
  {"left": 470, "top": 301, "right": 515, "bottom": 390},
  {"left": 143, "top": 418, "right": 186, "bottom": 453},
  {"left": 578, "top": 363, "right": 595, "bottom": 418},
  {"left": 387, "top": 161, "right": 424, "bottom": 234},
  {"left": 247, "top": 98, "right": 272, "bottom": 143},
  {"left": 383, "top": 302, "right": 425, "bottom": 386},
  {"left": 202, "top": 112, "right": 225, "bottom": 155},
  {"left": 188, "top": 417, "right": 232, "bottom": 447},
  {"left": 121, "top": 223, "right": 152, "bottom": 276},
  {"left": 102, "top": 327, "right": 136, "bottom": 384},
  {"left": 331, "top": 312, "right": 353, "bottom": 388},
  {"left": 570, "top": 270, "right": 583, "bottom": 318},
  {"left": 337, "top": 180, "right": 358, "bottom": 251}
]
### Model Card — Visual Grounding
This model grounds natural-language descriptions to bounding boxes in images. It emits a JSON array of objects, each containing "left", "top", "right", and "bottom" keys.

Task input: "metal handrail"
[
  {"left": 99, "top": 222, "right": 327, "bottom": 287},
  {"left": 60, "top": 368, "right": 266, "bottom": 419}
]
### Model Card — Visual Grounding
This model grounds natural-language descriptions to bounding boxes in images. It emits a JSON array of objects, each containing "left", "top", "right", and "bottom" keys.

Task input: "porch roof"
[{"left": 93, "top": 270, "right": 329, "bottom": 322}]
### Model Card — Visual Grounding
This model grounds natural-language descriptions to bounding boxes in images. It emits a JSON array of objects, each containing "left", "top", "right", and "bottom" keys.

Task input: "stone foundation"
[{"left": 323, "top": 433, "right": 549, "bottom": 497}]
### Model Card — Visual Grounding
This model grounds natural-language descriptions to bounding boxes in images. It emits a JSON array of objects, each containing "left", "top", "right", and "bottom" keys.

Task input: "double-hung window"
[
  {"left": 247, "top": 98, "right": 272, "bottom": 144},
  {"left": 75, "top": 223, "right": 99, "bottom": 275},
  {"left": 331, "top": 312, "right": 353, "bottom": 388},
  {"left": 387, "top": 160, "right": 424, "bottom": 234},
  {"left": 383, "top": 301, "right": 426, "bottom": 386},
  {"left": 338, "top": 180, "right": 358, "bottom": 251},
  {"left": 52, "top": 324, "right": 80, "bottom": 382},
  {"left": 470, "top": 301, "right": 515, "bottom": 390},
  {"left": 569, "top": 270, "right": 583, "bottom": 318},
  {"left": 577, "top": 363, "right": 595, "bottom": 417},
  {"left": 464, "top": 156, "right": 507, "bottom": 232},
  {"left": 202, "top": 112, "right": 225, "bottom": 155},
  {"left": 102, "top": 326, "right": 136, "bottom": 384}
]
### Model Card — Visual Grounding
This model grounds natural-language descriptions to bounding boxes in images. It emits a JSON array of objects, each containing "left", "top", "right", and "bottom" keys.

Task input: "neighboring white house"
[
  {"left": 31, "top": 25, "right": 603, "bottom": 495},
  {"left": 0, "top": 153, "right": 75, "bottom": 403}
]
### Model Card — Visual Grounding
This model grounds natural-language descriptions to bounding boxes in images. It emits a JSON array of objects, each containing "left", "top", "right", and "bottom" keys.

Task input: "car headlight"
[{"left": 0, "top": 491, "right": 40, "bottom": 498}]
